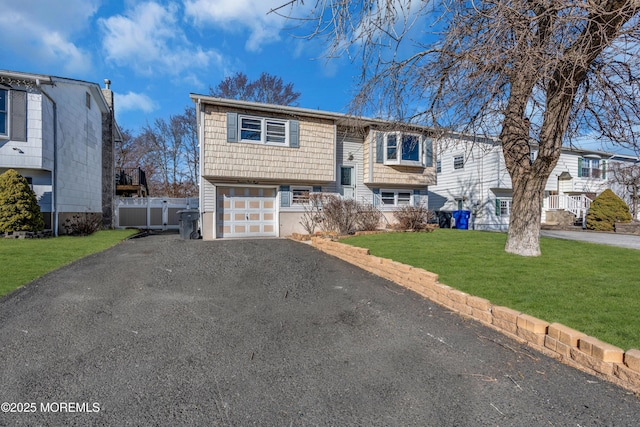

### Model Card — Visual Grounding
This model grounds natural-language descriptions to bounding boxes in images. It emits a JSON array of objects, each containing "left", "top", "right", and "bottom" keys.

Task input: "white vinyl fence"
[{"left": 114, "top": 197, "right": 199, "bottom": 230}]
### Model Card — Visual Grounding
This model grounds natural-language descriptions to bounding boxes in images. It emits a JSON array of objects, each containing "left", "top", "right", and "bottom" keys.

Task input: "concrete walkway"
[{"left": 540, "top": 229, "right": 640, "bottom": 250}]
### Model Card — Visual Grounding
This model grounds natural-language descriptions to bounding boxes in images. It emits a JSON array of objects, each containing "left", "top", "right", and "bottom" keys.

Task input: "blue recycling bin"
[{"left": 452, "top": 210, "right": 471, "bottom": 230}]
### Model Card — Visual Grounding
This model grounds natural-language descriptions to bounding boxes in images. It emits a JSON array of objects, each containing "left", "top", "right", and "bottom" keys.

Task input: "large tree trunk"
[{"left": 505, "top": 172, "right": 546, "bottom": 256}]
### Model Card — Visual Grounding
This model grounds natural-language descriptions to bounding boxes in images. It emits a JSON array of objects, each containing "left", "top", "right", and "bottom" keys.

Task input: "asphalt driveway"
[
  {"left": 1, "top": 235, "right": 639, "bottom": 426},
  {"left": 541, "top": 229, "right": 640, "bottom": 250}
]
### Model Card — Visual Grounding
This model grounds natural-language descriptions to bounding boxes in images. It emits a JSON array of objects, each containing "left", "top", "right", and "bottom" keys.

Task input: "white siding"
[
  {"left": 0, "top": 91, "right": 48, "bottom": 170},
  {"left": 433, "top": 136, "right": 636, "bottom": 230}
]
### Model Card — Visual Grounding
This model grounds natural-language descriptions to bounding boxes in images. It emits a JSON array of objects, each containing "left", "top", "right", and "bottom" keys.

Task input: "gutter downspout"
[
  {"left": 36, "top": 79, "right": 58, "bottom": 236},
  {"left": 197, "top": 98, "right": 204, "bottom": 238}
]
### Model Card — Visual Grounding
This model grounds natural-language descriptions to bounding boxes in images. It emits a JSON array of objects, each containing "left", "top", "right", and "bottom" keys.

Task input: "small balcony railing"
[{"left": 116, "top": 168, "right": 148, "bottom": 197}]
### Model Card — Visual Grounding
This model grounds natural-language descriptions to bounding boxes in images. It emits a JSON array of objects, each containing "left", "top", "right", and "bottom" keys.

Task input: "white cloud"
[
  {"left": 0, "top": 0, "right": 98, "bottom": 74},
  {"left": 183, "top": 0, "right": 289, "bottom": 51},
  {"left": 99, "top": 2, "right": 224, "bottom": 77},
  {"left": 115, "top": 91, "right": 158, "bottom": 114}
]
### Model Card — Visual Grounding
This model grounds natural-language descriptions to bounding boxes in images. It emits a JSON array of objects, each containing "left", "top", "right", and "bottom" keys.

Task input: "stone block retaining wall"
[{"left": 309, "top": 236, "right": 640, "bottom": 393}]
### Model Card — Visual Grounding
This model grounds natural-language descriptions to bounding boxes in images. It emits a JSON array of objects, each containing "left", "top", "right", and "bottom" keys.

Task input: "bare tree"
[
  {"left": 140, "top": 114, "right": 198, "bottom": 198},
  {"left": 114, "top": 128, "right": 138, "bottom": 172},
  {"left": 609, "top": 162, "right": 640, "bottom": 219},
  {"left": 279, "top": 0, "right": 640, "bottom": 256},
  {"left": 177, "top": 106, "right": 199, "bottom": 195},
  {"left": 210, "top": 71, "right": 301, "bottom": 106}
]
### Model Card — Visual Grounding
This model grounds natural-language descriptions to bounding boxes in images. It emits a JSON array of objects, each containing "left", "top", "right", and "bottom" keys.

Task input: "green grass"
[
  {"left": 343, "top": 229, "right": 640, "bottom": 351},
  {"left": 0, "top": 229, "right": 139, "bottom": 298}
]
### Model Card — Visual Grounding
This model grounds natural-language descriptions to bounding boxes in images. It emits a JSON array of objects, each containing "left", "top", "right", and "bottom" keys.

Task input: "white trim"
[{"left": 382, "top": 131, "right": 425, "bottom": 167}]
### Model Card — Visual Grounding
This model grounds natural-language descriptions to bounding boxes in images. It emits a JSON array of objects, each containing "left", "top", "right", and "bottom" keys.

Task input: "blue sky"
[{"left": 0, "top": 0, "right": 360, "bottom": 133}]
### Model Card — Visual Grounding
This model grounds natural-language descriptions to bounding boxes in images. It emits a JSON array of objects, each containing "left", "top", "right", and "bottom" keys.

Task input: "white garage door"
[{"left": 216, "top": 187, "right": 277, "bottom": 238}]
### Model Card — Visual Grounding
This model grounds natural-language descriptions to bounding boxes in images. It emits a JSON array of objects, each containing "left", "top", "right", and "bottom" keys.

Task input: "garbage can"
[
  {"left": 177, "top": 209, "right": 200, "bottom": 239},
  {"left": 453, "top": 210, "right": 471, "bottom": 230},
  {"left": 437, "top": 211, "right": 452, "bottom": 228}
]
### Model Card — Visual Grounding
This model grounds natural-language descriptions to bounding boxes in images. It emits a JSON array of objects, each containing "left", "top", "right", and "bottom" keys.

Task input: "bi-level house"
[
  {"left": 0, "top": 70, "right": 120, "bottom": 234},
  {"left": 429, "top": 135, "right": 638, "bottom": 230},
  {"left": 190, "top": 95, "right": 436, "bottom": 239}
]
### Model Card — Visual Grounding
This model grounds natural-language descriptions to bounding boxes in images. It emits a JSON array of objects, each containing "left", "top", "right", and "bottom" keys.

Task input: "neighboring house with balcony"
[
  {"left": 190, "top": 95, "right": 436, "bottom": 239},
  {"left": 0, "top": 70, "right": 121, "bottom": 234},
  {"left": 429, "top": 135, "right": 638, "bottom": 230}
]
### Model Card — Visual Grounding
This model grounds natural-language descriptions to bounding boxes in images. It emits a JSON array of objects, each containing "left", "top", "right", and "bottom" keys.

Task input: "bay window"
[{"left": 383, "top": 132, "right": 424, "bottom": 166}]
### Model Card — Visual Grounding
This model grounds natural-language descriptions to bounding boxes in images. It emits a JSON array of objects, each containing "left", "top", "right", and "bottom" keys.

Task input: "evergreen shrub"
[
  {"left": 586, "top": 189, "right": 632, "bottom": 231},
  {"left": 0, "top": 169, "right": 45, "bottom": 232}
]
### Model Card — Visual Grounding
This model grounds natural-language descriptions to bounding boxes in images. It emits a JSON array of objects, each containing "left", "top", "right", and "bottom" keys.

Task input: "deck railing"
[
  {"left": 546, "top": 194, "right": 592, "bottom": 223},
  {"left": 116, "top": 168, "right": 147, "bottom": 188}
]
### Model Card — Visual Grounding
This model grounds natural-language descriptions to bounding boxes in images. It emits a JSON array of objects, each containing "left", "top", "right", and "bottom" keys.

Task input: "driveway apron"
[{"left": 0, "top": 235, "right": 639, "bottom": 426}]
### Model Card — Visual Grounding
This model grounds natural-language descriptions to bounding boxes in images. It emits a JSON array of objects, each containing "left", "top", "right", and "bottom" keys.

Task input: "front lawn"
[
  {"left": 342, "top": 229, "right": 640, "bottom": 351},
  {"left": 0, "top": 229, "right": 139, "bottom": 298}
]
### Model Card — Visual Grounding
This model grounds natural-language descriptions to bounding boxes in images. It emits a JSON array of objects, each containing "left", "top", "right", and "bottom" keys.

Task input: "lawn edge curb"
[{"left": 306, "top": 236, "right": 640, "bottom": 394}]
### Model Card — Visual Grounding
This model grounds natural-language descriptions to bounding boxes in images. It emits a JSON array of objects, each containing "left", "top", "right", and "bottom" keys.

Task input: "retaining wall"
[{"left": 309, "top": 236, "right": 640, "bottom": 393}]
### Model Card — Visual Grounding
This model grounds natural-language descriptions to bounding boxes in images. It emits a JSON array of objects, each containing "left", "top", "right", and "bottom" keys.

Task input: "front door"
[{"left": 340, "top": 166, "right": 355, "bottom": 199}]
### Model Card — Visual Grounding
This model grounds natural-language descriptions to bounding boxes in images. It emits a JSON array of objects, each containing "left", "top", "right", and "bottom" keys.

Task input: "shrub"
[
  {"left": 299, "top": 194, "right": 382, "bottom": 235},
  {"left": 62, "top": 212, "right": 102, "bottom": 236},
  {"left": 393, "top": 205, "right": 433, "bottom": 231},
  {"left": 321, "top": 195, "right": 360, "bottom": 235},
  {"left": 586, "top": 189, "right": 632, "bottom": 231},
  {"left": 0, "top": 169, "right": 45, "bottom": 232},
  {"left": 299, "top": 193, "right": 324, "bottom": 234},
  {"left": 356, "top": 203, "right": 382, "bottom": 231}
]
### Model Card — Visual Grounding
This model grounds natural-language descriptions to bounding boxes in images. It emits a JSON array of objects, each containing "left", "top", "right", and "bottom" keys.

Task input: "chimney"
[{"left": 102, "top": 78, "right": 114, "bottom": 111}]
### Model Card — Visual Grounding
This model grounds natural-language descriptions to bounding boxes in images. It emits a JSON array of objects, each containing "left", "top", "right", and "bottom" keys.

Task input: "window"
[
  {"left": 0, "top": 88, "right": 7, "bottom": 137},
  {"left": 291, "top": 186, "right": 312, "bottom": 205},
  {"left": 453, "top": 155, "right": 464, "bottom": 170},
  {"left": 381, "top": 190, "right": 412, "bottom": 207},
  {"left": 239, "top": 115, "right": 288, "bottom": 145},
  {"left": 0, "top": 88, "right": 27, "bottom": 141},
  {"left": 340, "top": 166, "right": 352, "bottom": 186},
  {"left": 436, "top": 159, "right": 441, "bottom": 174},
  {"left": 579, "top": 158, "right": 604, "bottom": 179},
  {"left": 383, "top": 132, "right": 423, "bottom": 166},
  {"left": 386, "top": 133, "right": 398, "bottom": 161},
  {"left": 86, "top": 92, "right": 91, "bottom": 109},
  {"left": 495, "top": 198, "right": 512, "bottom": 216},
  {"left": 402, "top": 134, "right": 420, "bottom": 162},
  {"left": 530, "top": 151, "right": 536, "bottom": 163}
]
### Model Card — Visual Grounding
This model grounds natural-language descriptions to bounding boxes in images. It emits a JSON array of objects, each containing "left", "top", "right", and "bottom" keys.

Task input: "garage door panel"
[{"left": 217, "top": 186, "right": 277, "bottom": 238}]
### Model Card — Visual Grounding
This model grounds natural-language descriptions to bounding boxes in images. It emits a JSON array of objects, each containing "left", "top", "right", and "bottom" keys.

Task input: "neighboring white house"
[
  {"left": 0, "top": 70, "right": 120, "bottom": 234},
  {"left": 429, "top": 135, "right": 639, "bottom": 230},
  {"left": 190, "top": 95, "right": 436, "bottom": 239}
]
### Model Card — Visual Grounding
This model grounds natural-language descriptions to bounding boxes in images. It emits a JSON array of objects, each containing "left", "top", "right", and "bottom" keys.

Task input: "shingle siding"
[{"left": 202, "top": 105, "right": 335, "bottom": 183}]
